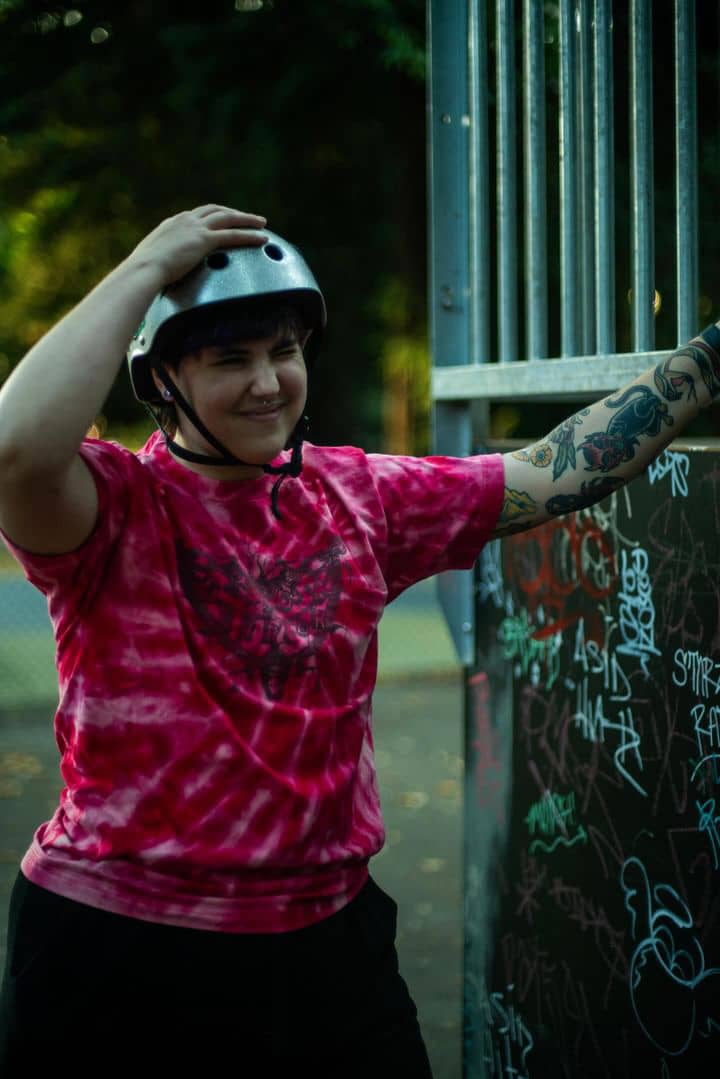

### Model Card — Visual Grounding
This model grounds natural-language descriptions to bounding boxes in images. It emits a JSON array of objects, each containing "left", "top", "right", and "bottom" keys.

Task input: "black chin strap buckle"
[{"left": 264, "top": 417, "right": 308, "bottom": 518}]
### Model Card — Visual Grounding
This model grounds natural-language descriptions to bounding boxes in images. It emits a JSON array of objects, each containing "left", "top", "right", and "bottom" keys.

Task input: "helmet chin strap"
[{"left": 149, "top": 368, "right": 307, "bottom": 519}]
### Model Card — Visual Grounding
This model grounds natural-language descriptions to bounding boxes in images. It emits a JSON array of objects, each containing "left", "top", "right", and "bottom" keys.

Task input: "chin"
[{"left": 229, "top": 439, "right": 288, "bottom": 467}]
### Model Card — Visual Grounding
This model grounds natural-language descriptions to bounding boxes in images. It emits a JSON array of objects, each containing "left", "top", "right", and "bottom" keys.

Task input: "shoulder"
[
  {"left": 76, "top": 437, "right": 138, "bottom": 494},
  {"left": 300, "top": 445, "right": 505, "bottom": 503},
  {"left": 301, "top": 442, "right": 378, "bottom": 491},
  {"left": 79, "top": 430, "right": 166, "bottom": 482},
  {"left": 302, "top": 442, "right": 368, "bottom": 470}
]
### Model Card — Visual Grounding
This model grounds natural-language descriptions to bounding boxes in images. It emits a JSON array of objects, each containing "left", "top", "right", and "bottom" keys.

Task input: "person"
[{"left": 0, "top": 204, "right": 717, "bottom": 1077}]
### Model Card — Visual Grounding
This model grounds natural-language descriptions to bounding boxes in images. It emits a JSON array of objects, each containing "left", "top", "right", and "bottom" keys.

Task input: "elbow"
[
  {"left": 0, "top": 441, "right": 54, "bottom": 489},
  {"left": 0, "top": 442, "right": 25, "bottom": 485}
]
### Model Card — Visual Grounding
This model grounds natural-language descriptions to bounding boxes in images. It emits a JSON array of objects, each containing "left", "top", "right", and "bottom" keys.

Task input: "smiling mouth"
[{"left": 236, "top": 403, "right": 285, "bottom": 418}]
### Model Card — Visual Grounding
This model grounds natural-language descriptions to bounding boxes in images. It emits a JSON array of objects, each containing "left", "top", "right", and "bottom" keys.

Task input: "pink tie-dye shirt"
[{"left": 5, "top": 432, "right": 504, "bottom": 933}]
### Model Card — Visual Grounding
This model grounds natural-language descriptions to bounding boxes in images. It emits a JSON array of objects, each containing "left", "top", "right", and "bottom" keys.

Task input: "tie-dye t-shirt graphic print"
[{"left": 175, "top": 538, "right": 346, "bottom": 702}]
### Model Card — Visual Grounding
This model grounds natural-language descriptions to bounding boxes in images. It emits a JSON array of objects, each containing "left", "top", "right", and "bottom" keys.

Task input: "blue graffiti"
[
  {"left": 695, "top": 799, "right": 720, "bottom": 869},
  {"left": 689, "top": 754, "right": 720, "bottom": 868},
  {"left": 690, "top": 754, "right": 720, "bottom": 787},
  {"left": 620, "top": 856, "right": 720, "bottom": 1056}
]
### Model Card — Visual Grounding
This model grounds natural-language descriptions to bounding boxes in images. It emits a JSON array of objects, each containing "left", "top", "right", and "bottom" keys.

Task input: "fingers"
[
  {"left": 191, "top": 204, "right": 266, "bottom": 227},
  {"left": 187, "top": 206, "right": 268, "bottom": 247},
  {"left": 209, "top": 228, "right": 268, "bottom": 248},
  {"left": 131, "top": 206, "right": 269, "bottom": 284}
]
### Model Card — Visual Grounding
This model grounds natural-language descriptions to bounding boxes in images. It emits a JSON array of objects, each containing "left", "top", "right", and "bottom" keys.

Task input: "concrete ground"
[
  {"left": 0, "top": 578, "right": 465, "bottom": 1078},
  {"left": 370, "top": 672, "right": 464, "bottom": 1079}
]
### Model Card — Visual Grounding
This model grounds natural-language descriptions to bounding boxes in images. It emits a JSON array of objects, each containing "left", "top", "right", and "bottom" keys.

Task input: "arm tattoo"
[
  {"left": 512, "top": 443, "right": 553, "bottom": 468},
  {"left": 499, "top": 336, "right": 716, "bottom": 535},
  {"left": 686, "top": 340, "right": 720, "bottom": 402},
  {"left": 495, "top": 486, "right": 538, "bottom": 535},
  {"left": 579, "top": 385, "right": 672, "bottom": 473},
  {"left": 653, "top": 348, "right": 698, "bottom": 402},
  {"left": 547, "top": 411, "right": 589, "bottom": 480},
  {"left": 654, "top": 339, "right": 720, "bottom": 405},
  {"left": 546, "top": 476, "right": 624, "bottom": 515}
]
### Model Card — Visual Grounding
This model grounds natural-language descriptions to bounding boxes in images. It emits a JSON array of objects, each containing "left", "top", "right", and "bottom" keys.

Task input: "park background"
[{"left": 2, "top": 3, "right": 720, "bottom": 1076}]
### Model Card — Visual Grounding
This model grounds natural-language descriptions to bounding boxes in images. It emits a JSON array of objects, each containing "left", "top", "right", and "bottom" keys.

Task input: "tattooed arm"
[{"left": 492, "top": 326, "right": 720, "bottom": 538}]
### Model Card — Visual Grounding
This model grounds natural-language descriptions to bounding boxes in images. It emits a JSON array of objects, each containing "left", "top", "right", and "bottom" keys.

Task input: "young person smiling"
[
  {"left": 155, "top": 320, "right": 311, "bottom": 479},
  {"left": 0, "top": 203, "right": 720, "bottom": 1077}
]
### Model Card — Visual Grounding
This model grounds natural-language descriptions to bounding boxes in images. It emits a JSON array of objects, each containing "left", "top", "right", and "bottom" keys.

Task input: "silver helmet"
[{"left": 127, "top": 230, "right": 327, "bottom": 403}]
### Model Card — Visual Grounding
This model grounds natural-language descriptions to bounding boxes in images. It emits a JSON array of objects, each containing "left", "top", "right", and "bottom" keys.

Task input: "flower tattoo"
[{"left": 513, "top": 444, "right": 553, "bottom": 468}]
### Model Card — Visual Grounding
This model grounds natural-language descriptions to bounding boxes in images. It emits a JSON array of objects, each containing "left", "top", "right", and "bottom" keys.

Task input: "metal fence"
[
  {"left": 428, "top": 0, "right": 702, "bottom": 662},
  {"left": 0, "top": 541, "right": 461, "bottom": 715},
  {"left": 0, "top": 549, "right": 57, "bottom": 711}
]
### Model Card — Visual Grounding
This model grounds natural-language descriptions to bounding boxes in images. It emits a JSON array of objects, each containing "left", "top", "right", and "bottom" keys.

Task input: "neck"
[{"left": 169, "top": 431, "right": 268, "bottom": 482}]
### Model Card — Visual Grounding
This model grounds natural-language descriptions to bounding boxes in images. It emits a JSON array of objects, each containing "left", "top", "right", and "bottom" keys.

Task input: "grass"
[
  {"left": 0, "top": 630, "right": 57, "bottom": 710},
  {"left": 377, "top": 608, "right": 459, "bottom": 680},
  {"left": 0, "top": 548, "right": 18, "bottom": 575}
]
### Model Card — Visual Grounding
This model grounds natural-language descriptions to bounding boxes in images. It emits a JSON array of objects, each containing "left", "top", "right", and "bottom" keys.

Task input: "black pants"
[{"left": 0, "top": 870, "right": 433, "bottom": 1077}]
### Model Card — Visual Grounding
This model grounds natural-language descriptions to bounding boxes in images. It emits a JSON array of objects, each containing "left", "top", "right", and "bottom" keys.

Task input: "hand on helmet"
[{"left": 128, "top": 205, "right": 268, "bottom": 287}]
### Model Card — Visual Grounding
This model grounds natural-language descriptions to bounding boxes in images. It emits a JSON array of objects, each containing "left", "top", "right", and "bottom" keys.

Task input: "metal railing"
[{"left": 428, "top": 0, "right": 700, "bottom": 661}]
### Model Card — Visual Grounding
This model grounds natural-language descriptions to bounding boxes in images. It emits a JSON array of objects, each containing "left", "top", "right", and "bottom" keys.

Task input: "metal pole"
[
  {"left": 469, "top": 0, "right": 491, "bottom": 366},
  {"left": 630, "top": 0, "right": 655, "bottom": 351},
  {"left": 523, "top": 0, "right": 548, "bottom": 361},
  {"left": 428, "top": 0, "right": 471, "bottom": 373},
  {"left": 427, "top": 0, "right": 475, "bottom": 668},
  {"left": 594, "top": 0, "right": 615, "bottom": 354},
  {"left": 578, "top": 0, "right": 595, "bottom": 354},
  {"left": 675, "top": 0, "right": 698, "bottom": 344},
  {"left": 559, "top": 0, "right": 579, "bottom": 355},
  {"left": 496, "top": 0, "right": 518, "bottom": 363}
]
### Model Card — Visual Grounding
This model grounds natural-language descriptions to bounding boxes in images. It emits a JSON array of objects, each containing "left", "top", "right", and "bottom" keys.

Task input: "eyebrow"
[{"left": 214, "top": 335, "right": 298, "bottom": 357}]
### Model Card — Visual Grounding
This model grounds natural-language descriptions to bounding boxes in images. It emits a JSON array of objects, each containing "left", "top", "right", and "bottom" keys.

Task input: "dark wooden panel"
[{"left": 464, "top": 447, "right": 720, "bottom": 1078}]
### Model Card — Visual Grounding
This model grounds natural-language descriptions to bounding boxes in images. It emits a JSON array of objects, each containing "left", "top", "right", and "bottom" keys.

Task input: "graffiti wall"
[{"left": 464, "top": 447, "right": 720, "bottom": 1078}]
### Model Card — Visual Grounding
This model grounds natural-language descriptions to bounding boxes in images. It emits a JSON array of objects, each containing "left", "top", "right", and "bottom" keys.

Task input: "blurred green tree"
[{"left": 0, "top": 0, "right": 427, "bottom": 451}]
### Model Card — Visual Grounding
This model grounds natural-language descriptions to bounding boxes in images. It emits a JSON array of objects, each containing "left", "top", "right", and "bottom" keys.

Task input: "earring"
[{"left": 161, "top": 388, "right": 173, "bottom": 401}]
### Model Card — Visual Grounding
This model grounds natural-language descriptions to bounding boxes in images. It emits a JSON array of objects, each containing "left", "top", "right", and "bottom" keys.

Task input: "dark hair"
[{"left": 155, "top": 297, "right": 309, "bottom": 435}]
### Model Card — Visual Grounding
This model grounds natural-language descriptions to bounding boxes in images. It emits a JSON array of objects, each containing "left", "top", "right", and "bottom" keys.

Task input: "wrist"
[
  {"left": 688, "top": 324, "right": 720, "bottom": 408},
  {"left": 698, "top": 322, "right": 720, "bottom": 357},
  {"left": 117, "top": 252, "right": 168, "bottom": 294}
]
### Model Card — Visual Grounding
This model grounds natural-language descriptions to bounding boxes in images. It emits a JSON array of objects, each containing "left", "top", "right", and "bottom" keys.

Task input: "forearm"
[
  {"left": 498, "top": 326, "right": 720, "bottom": 533},
  {"left": 0, "top": 255, "right": 164, "bottom": 478}
]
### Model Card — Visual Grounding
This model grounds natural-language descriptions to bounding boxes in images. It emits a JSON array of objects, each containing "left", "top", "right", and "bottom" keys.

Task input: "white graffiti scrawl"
[{"left": 616, "top": 547, "right": 661, "bottom": 676}]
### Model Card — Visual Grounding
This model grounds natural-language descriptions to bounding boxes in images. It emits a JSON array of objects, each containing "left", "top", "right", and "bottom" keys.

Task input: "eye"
[
  {"left": 214, "top": 354, "right": 247, "bottom": 366},
  {"left": 274, "top": 344, "right": 300, "bottom": 358}
]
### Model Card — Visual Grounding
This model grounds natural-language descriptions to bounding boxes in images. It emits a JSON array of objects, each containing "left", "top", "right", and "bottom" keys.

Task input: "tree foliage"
[{"left": 0, "top": 0, "right": 427, "bottom": 450}]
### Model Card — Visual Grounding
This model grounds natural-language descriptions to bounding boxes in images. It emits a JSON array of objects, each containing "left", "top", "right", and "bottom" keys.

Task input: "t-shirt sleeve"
[
  {"left": 365, "top": 451, "right": 505, "bottom": 600},
  {"left": 0, "top": 438, "right": 133, "bottom": 615}
]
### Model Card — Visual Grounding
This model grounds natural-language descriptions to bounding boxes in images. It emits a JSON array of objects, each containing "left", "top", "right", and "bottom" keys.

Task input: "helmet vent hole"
[
  {"left": 206, "top": 252, "right": 230, "bottom": 270},
  {"left": 263, "top": 243, "right": 284, "bottom": 262}
]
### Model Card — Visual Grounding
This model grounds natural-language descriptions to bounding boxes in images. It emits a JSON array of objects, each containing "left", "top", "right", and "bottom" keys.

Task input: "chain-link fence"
[
  {"left": 0, "top": 551, "right": 459, "bottom": 716},
  {"left": 0, "top": 547, "right": 57, "bottom": 714}
]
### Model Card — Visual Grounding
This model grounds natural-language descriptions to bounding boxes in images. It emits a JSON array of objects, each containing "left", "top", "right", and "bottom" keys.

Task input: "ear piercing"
[{"left": 162, "top": 388, "right": 173, "bottom": 401}]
